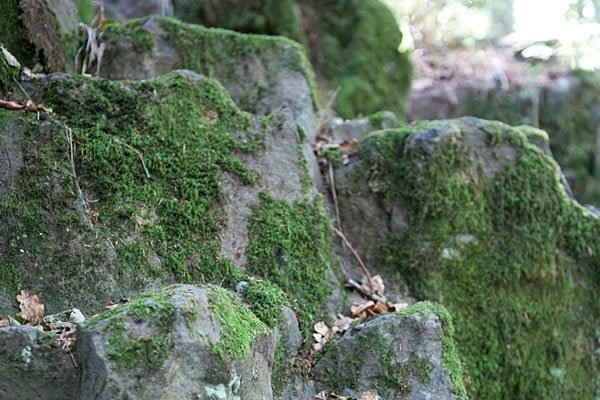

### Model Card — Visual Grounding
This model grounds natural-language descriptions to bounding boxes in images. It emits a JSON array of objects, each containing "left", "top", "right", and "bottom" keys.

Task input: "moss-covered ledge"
[{"left": 335, "top": 117, "right": 600, "bottom": 399}]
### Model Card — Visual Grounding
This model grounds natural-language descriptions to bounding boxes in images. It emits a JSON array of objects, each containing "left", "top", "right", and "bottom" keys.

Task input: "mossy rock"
[
  {"left": 77, "top": 284, "right": 275, "bottom": 399},
  {"left": 173, "top": 0, "right": 306, "bottom": 46},
  {"left": 0, "top": 0, "right": 91, "bottom": 74},
  {"left": 333, "top": 117, "right": 600, "bottom": 399},
  {"left": 171, "top": 0, "right": 412, "bottom": 119},
  {"left": 414, "top": 70, "right": 600, "bottom": 207},
  {"left": 99, "top": 16, "right": 319, "bottom": 142},
  {"left": 313, "top": 301, "right": 467, "bottom": 400},
  {"left": 1, "top": 70, "right": 336, "bottom": 339}
]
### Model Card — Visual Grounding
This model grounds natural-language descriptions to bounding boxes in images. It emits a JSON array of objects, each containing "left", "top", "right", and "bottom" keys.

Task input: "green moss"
[
  {"left": 0, "top": 0, "right": 35, "bottom": 67},
  {"left": 42, "top": 71, "right": 257, "bottom": 285},
  {"left": 73, "top": 0, "right": 94, "bottom": 25},
  {"left": 103, "top": 16, "right": 318, "bottom": 110},
  {"left": 367, "top": 110, "right": 402, "bottom": 131},
  {"left": 246, "top": 192, "right": 334, "bottom": 342},
  {"left": 304, "top": 0, "right": 412, "bottom": 119},
  {"left": 0, "top": 46, "right": 18, "bottom": 88},
  {"left": 207, "top": 285, "right": 269, "bottom": 360},
  {"left": 394, "top": 302, "right": 468, "bottom": 400},
  {"left": 86, "top": 287, "right": 178, "bottom": 372},
  {"left": 353, "top": 119, "right": 600, "bottom": 399},
  {"left": 104, "top": 20, "right": 155, "bottom": 53},
  {"left": 174, "top": 0, "right": 307, "bottom": 46}
]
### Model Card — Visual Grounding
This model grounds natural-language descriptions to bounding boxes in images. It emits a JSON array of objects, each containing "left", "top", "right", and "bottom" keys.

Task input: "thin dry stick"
[
  {"left": 329, "top": 162, "right": 343, "bottom": 236},
  {"left": 12, "top": 77, "right": 32, "bottom": 102},
  {"left": 331, "top": 226, "right": 374, "bottom": 292},
  {"left": 65, "top": 127, "right": 84, "bottom": 200},
  {"left": 113, "top": 138, "right": 150, "bottom": 179}
]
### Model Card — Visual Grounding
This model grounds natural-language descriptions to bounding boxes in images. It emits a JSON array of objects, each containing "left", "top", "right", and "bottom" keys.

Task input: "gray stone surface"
[
  {"left": 323, "top": 111, "right": 402, "bottom": 143},
  {"left": 312, "top": 303, "right": 461, "bottom": 400},
  {"left": 0, "top": 326, "right": 79, "bottom": 400},
  {"left": 77, "top": 284, "right": 276, "bottom": 400},
  {"left": 99, "top": 16, "right": 318, "bottom": 143},
  {"left": 102, "top": 0, "right": 174, "bottom": 21},
  {"left": 2, "top": 71, "right": 321, "bottom": 318}
]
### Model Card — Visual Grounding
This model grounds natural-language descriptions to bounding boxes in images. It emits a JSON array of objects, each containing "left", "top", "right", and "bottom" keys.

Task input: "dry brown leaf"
[
  {"left": 361, "top": 390, "right": 381, "bottom": 400},
  {"left": 372, "top": 301, "right": 388, "bottom": 315},
  {"left": 314, "top": 321, "right": 330, "bottom": 336},
  {"left": 370, "top": 275, "right": 385, "bottom": 295},
  {"left": 351, "top": 301, "right": 374, "bottom": 318},
  {"left": 16, "top": 290, "right": 44, "bottom": 325},
  {"left": 331, "top": 314, "right": 352, "bottom": 335},
  {"left": 0, "top": 319, "right": 9, "bottom": 327},
  {"left": 105, "top": 301, "right": 119, "bottom": 311},
  {"left": 311, "top": 391, "right": 329, "bottom": 400}
]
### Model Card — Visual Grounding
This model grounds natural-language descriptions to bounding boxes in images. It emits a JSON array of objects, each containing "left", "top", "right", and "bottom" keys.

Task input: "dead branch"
[{"left": 331, "top": 226, "right": 374, "bottom": 292}]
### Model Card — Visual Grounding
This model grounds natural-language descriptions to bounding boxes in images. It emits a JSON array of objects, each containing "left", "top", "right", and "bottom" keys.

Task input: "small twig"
[
  {"left": 12, "top": 77, "right": 32, "bottom": 102},
  {"left": 64, "top": 127, "right": 85, "bottom": 201},
  {"left": 344, "top": 278, "right": 386, "bottom": 303},
  {"left": 112, "top": 138, "right": 150, "bottom": 179},
  {"left": 331, "top": 226, "right": 374, "bottom": 292},
  {"left": 329, "top": 162, "right": 343, "bottom": 238}
]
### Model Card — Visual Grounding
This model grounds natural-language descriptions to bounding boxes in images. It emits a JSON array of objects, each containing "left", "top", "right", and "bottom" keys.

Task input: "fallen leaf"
[
  {"left": 16, "top": 290, "right": 44, "bottom": 325},
  {"left": 314, "top": 321, "right": 330, "bottom": 336},
  {"left": 331, "top": 314, "right": 352, "bottom": 335},
  {"left": 372, "top": 302, "right": 388, "bottom": 315},
  {"left": 351, "top": 301, "right": 374, "bottom": 318},
  {"left": 0, "top": 319, "right": 9, "bottom": 327},
  {"left": 105, "top": 301, "right": 119, "bottom": 311},
  {"left": 1, "top": 45, "right": 20, "bottom": 69},
  {"left": 311, "top": 391, "right": 329, "bottom": 400},
  {"left": 370, "top": 275, "right": 385, "bottom": 295},
  {"left": 361, "top": 389, "right": 381, "bottom": 400}
]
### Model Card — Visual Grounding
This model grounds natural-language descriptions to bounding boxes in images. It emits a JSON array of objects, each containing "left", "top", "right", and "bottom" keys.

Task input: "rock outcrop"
[
  {"left": 78, "top": 284, "right": 275, "bottom": 400},
  {"left": 332, "top": 117, "right": 600, "bottom": 398},
  {"left": 313, "top": 302, "right": 467, "bottom": 400},
  {"left": 0, "top": 326, "right": 80, "bottom": 399},
  {"left": 98, "top": 16, "right": 319, "bottom": 143}
]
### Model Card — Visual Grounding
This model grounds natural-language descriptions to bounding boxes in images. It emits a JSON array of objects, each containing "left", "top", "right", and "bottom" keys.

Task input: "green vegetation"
[
  {"left": 174, "top": 0, "right": 306, "bottom": 46},
  {"left": 73, "top": 0, "right": 94, "bottom": 25},
  {"left": 302, "top": 0, "right": 412, "bottom": 119},
  {"left": 0, "top": 0, "right": 34, "bottom": 67},
  {"left": 463, "top": 70, "right": 600, "bottom": 207},
  {"left": 172, "top": 0, "right": 412, "bottom": 119},
  {"left": 246, "top": 192, "right": 335, "bottom": 339},
  {"left": 102, "top": 16, "right": 318, "bottom": 111},
  {"left": 348, "top": 119, "right": 600, "bottom": 399},
  {"left": 207, "top": 285, "right": 269, "bottom": 360}
]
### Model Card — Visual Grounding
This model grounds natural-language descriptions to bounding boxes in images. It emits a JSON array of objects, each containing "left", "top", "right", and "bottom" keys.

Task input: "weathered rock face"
[
  {"left": 168, "top": 0, "right": 412, "bottom": 120},
  {"left": 322, "top": 110, "right": 402, "bottom": 143},
  {"left": 99, "top": 16, "right": 319, "bottom": 143},
  {"left": 407, "top": 70, "right": 600, "bottom": 207},
  {"left": 1, "top": 69, "right": 336, "bottom": 340},
  {"left": 313, "top": 302, "right": 467, "bottom": 400},
  {"left": 78, "top": 284, "right": 275, "bottom": 400},
  {"left": 0, "top": 326, "right": 79, "bottom": 399},
  {"left": 332, "top": 117, "right": 600, "bottom": 398}
]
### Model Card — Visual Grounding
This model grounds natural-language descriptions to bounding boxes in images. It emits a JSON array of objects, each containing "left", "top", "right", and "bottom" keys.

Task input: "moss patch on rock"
[
  {"left": 349, "top": 118, "right": 600, "bottom": 399},
  {"left": 246, "top": 192, "right": 335, "bottom": 339},
  {"left": 174, "top": 0, "right": 306, "bottom": 46}
]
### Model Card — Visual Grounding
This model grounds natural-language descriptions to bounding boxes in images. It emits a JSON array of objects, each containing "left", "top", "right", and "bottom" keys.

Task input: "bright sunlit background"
[{"left": 383, "top": 0, "right": 600, "bottom": 69}]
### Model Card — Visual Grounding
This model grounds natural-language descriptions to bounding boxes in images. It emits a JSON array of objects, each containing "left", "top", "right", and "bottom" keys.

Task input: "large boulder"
[
  {"left": 407, "top": 70, "right": 600, "bottom": 207},
  {"left": 0, "top": 326, "right": 79, "bottom": 399},
  {"left": 98, "top": 16, "right": 319, "bottom": 143},
  {"left": 332, "top": 117, "right": 600, "bottom": 398},
  {"left": 313, "top": 302, "right": 467, "bottom": 400},
  {"left": 169, "top": 0, "right": 412, "bottom": 120},
  {"left": 1, "top": 69, "right": 337, "bottom": 344},
  {"left": 77, "top": 284, "right": 275, "bottom": 399}
]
